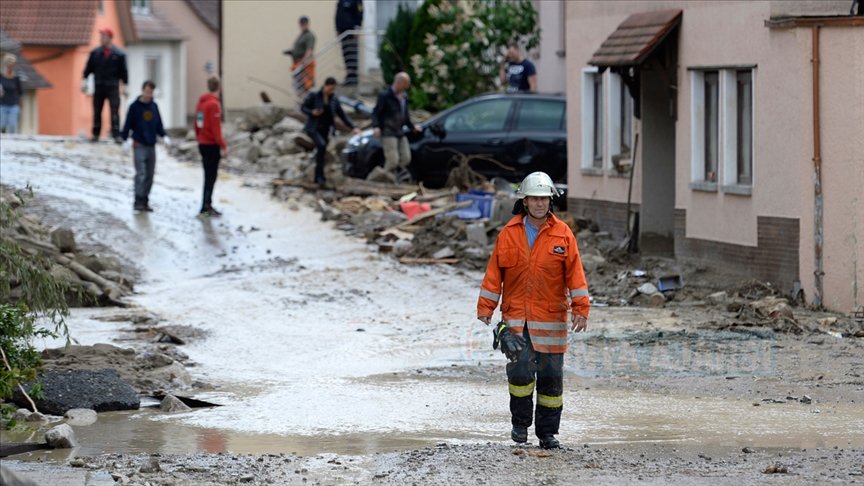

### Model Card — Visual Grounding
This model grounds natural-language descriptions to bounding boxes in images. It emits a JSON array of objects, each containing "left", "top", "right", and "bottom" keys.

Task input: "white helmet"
[{"left": 516, "top": 171, "right": 558, "bottom": 199}]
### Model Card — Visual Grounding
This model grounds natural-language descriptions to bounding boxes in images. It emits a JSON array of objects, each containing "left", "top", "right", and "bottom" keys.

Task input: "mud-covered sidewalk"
[{"left": 1, "top": 137, "right": 862, "bottom": 485}]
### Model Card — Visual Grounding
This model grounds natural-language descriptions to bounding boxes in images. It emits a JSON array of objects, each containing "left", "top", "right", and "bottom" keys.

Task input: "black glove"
[{"left": 493, "top": 322, "right": 525, "bottom": 362}]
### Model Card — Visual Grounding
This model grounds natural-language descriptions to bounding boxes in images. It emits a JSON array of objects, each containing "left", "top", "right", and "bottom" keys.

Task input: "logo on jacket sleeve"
[{"left": 553, "top": 245, "right": 565, "bottom": 254}]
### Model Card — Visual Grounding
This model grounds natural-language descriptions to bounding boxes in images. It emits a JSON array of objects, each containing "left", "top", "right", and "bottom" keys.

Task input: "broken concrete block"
[
  {"left": 45, "top": 424, "right": 77, "bottom": 449},
  {"left": 707, "top": 291, "right": 728, "bottom": 305},
  {"left": 50, "top": 227, "right": 76, "bottom": 253},
  {"left": 637, "top": 283, "right": 659, "bottom": 295},
  {"left": 64, "top": 408, "right": 98, "bottom": 426},
  {"left": 432, "top": 247, "right": 456, "bottom": 259},
  {"left": 465, "top": 222, "right": 488, "bottom": 246},
  {"left": 159, "top": 395, "right": 191, "bottom": 413}
]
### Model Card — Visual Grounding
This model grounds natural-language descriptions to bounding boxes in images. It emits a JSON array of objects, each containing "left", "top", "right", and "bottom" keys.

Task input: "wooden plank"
[{"left": 399, "top": 257, "right": 460, "bottom": 265}]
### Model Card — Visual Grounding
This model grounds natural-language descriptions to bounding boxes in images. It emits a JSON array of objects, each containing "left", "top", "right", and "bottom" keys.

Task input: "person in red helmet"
[
  {"left": 83, "top": 28, "right": 128, "bottom": 143},
  {"left": 477, "top": 171, "right": 590, "bottom": 450}
]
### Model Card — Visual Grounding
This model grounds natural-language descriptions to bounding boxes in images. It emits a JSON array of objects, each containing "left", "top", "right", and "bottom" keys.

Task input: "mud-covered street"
[{"left": 2, "top": 137, "right": 863, "bottom": 484}]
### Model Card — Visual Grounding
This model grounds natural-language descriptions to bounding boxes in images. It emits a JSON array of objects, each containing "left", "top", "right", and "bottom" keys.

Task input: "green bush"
[
  {"left": 0, "top": 189, "right": 69, "bottom": 412},
  {"left": 408, "top": 0, "right": 540, "bottom": 111},
  {"left": 379, "top": 3, "right": 416, "bottom": 87}
]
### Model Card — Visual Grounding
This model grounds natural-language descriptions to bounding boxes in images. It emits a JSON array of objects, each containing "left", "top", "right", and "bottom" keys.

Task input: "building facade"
[{"left": 565, "top": 0, "right": 863, "bottom": 312}]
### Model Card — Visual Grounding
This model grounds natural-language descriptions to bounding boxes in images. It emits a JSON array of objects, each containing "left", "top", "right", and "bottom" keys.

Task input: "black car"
[{"left": 341, "top": 92, "right": 567, "bottom": 188}]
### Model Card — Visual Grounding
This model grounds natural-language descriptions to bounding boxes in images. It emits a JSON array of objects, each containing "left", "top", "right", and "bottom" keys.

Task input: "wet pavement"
[{"left": 2, "top": 137, "right": 863, "bottom": 468}]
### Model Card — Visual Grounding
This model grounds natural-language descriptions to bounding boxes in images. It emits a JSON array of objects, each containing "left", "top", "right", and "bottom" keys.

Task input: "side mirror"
[{"left": 430, "top": 123, "right": 446, "bottom": 140}]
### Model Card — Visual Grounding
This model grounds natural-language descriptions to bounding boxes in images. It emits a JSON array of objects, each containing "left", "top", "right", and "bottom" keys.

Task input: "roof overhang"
[
  {"left": 589, "top": 9, "right": 682, "bottom": 67},
  {"left": 765, "top": 15, "right": 864, "bottom": 29}
]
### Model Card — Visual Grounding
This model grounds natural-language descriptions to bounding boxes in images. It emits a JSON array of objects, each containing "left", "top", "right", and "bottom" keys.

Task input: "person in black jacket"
[
  {"left": 302, "top": 77, "right": 360, "bottom": 187},
  {"left": 371, "top": 72, "right": 420, "bottom": 179},
  {"left": 83, "top": 28, "right": 128, "bottom": 143},
  {"left": 335, "top": 0, "right": 363, "bottom": 86},
  {"left": 121, "top": 81, "right": 168, "bottom": 212}
]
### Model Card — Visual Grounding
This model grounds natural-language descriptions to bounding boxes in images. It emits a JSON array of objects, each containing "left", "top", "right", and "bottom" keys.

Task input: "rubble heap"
[{"left": 1, "top": 189, "right": 133, "bottom": 306}]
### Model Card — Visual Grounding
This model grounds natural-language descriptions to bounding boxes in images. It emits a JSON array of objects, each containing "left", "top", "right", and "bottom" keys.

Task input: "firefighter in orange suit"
[{"left": 477, "top": 171, "right": 590, "bottom": 449}]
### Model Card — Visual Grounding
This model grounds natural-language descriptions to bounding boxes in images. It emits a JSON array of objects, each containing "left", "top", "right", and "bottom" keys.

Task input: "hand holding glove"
[
  {"left": 493, "top": 322, "right": 525, "bottom": 362},
  {"left": 162, "top": 135, "right": 172, "bottom": 146},
  {"left": 122, "top": 139, "right": 131, "bottom": 154},
  {"left": 80, "top": 78, "right": 88, "bottom": 94}
]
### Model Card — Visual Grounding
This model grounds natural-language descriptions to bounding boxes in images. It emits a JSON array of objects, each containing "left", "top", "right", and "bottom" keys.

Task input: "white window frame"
[
  {"left": 690, "top": 66, "right": 755, "bottom": 195},
  {"left": 580, "top": 66, "right": 603, "bottom": 174},
  {"left": 131, "top": 0, "right": 152, "bottom": 15}
]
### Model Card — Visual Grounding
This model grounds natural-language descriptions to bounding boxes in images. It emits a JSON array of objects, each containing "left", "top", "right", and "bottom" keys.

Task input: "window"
[
  {"left": 703, "top": 71, "right": 719, "bottom": 182},
  {"left": 736, "top": 71, "right": 753, "bottom": 185},
  {"left": 592, "top": 73, "right": 604, "bottom": 166},
  {"left": 145, "top": 56, "right": 161, "bottom": 89},
  {"left": 98, "top": 0, "right": 104, "bottom": 15},
  {"left": 620, "top": 82, "right": 633, "bottom": 156},
  {"left": 580, "top": 67, "right": 604, "bottom": 172},
  {"left": 443, "top": 99, "right": 512, "bottom": 132},
  {"left": 515, "top": 100, "right": 565, "bottom": 131},
  {"left": 131, "top": 0, "right": 151, "bottom": 15},
  {"left": 690, "top": 67, "right": 755, "bottom": 193},
  {"left": 609, "top": 72, "right": 634, "bottom": 170}
]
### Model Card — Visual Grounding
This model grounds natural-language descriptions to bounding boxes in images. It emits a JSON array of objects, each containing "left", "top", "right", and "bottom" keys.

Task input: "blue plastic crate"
[{"left": 456, "top": 192, "right": 494, "bottom": 219}]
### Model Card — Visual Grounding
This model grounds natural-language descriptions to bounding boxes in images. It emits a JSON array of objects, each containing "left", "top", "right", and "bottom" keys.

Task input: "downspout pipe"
[{"left": 811, "top": 26, "right": 824, "bottom": 308}]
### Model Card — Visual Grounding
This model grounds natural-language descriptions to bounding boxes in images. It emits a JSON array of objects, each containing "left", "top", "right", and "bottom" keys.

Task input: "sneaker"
[
  {"left": 199, "top": 207, "right": 222, "bottom": 217},
  {"left": 143, "top": 205, "right": 154, "bottom": 212},
  {"left": 113, "top": 136, "right": 123, "bottom": 144},
  {"left": 511, "top": 426, "right": 528, "bottom": 444},
  {"left": 538, "top": 436, "right": 560, "bottom": 449},
  {"left": 90, "top": 137, "right": 99, "bottom": 143},
  {"left": 133, "top": 204, "right": 147, "bottom": 212}
]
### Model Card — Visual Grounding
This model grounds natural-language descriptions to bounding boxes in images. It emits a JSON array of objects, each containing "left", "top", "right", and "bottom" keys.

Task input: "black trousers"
[
  {"left": 339, "top": 30, "right": 358, "bottom": 85},
  {"left": 92, "top": 84, "right": 120, "bottom": 139},
  {"left": 506, "top": 329, "right": 565, "bottom": 438},
  {"left": 199, "top": 144, "right": 221, "bottom": 210},
  {"left": 307, "top": 128, "right": 330, "bottom": 184}
]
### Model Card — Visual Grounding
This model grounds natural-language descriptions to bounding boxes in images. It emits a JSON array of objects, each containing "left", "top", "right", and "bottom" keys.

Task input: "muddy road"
[{"left": 1, "top": 137, "right": 863, "bottom": 484}]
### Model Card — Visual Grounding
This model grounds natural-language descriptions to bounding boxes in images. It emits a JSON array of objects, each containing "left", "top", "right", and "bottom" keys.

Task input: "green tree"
[
  {"left": 408, "top": 0, "right": 540, "bottom": 110},
  {"left": 379, "top": 4, "right": 416, "bottom": 87},
  {"left": 0, "top": 188, "right": 70, "bottom": 419}
]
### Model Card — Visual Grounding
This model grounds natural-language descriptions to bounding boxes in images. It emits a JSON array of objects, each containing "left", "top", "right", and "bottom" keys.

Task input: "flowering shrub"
[{"left": 408, "top": 0, "right": 539, "bottom": 111}]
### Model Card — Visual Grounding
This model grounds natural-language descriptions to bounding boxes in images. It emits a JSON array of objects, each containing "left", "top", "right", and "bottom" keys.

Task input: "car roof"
[{"left": 469, "top": 91, "right": 565, "bottom": 101}]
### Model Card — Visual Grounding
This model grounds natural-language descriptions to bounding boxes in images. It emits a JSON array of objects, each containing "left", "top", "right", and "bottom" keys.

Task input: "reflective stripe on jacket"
[{"left": 477, "top": 213, "right": 590, "bottom": 353}]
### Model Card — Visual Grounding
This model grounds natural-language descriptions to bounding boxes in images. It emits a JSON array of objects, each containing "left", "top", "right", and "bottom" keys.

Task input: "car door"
[
  {"left": 509, "top": 98, "right": 568, "bottom": 181},
  {"left": 414, "top": 98, "right": 516, "bottom": 186}
]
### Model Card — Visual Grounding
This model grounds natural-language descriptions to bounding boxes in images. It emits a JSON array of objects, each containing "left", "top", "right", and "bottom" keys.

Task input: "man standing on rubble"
[
  {"left": 477, "top": 171, "right": 590, "bottom": 449},
  {"left": 302, "top": 77, "right": 360, "bottom": 187},
  {"left": 370, "top": 71, "right": 420, "bottom": 181},
  {"left": 284, "top": 16, "right": 317, "bottom": 105}
]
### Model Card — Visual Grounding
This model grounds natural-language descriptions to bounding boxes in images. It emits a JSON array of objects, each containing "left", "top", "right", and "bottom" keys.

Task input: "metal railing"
[{"left": 289, "top": 29, "right": 386, "bottom": 107}]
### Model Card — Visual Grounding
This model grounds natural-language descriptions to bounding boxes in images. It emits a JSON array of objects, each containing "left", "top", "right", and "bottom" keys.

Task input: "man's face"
[
  {"left": 524, "top": 196, "right": 550, "bottom": 220},
  {"left": 322, "top": 84, "right": 336, "bottom": 96},
  {"left": 506, "top": 46, "right": 520, "bottom": 61},
  {"left": 100, "top": 33, "right": 111, "bottom": 47},
  {"left": 300, "top": 21, "right": 309, "bottom": 30},
  {"left": 141, "top": 86, "right": 154, "bottom": 102}
]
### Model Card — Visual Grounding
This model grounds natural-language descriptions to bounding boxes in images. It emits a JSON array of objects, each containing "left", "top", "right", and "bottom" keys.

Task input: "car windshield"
[{"left": 443, "top": 99, "right": 513, "bottom": 132}]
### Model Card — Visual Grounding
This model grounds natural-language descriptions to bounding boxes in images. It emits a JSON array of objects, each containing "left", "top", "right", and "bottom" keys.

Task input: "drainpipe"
[{"left": 811, "top": 26, "right": 824, "bottom": 308}]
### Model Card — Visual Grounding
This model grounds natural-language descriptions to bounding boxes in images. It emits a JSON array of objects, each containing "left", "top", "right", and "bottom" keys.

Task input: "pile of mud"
[{"left": 1, "top": 187, "right": 135, "bottom": 307}]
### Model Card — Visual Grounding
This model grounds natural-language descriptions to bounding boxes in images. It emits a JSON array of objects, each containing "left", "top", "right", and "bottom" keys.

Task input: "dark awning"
[{"left": 589, "top": 9, "right": 682, "bottom": 67}]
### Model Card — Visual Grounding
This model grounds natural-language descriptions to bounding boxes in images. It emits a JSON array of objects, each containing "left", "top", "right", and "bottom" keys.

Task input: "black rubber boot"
[
  {"left": 511, "top": 426, "right": 528, "bottom": 443},
  {"left": 538, "top": 435, "right": 560, "bottom": 449}
]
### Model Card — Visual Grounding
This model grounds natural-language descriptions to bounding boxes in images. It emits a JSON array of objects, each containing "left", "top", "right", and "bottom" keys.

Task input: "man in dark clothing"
[
  {"left": 195, "top": 76, "right": 228, "bottom": 217},
  {"left": 335, "top": 0, "right": 363, "bottom": 86},
  {"left": 371, "top": 72, "right": 420, "bottom": 180},
  {"left": 121, "top": 80, "right": 167, "bottom": 212},
  {"left": 83, "top": 28, "right": 128, "bottom": 143},
  {"left": 301, "top": 77, "right": 359, "bottom": 187},
  {"left": 500, "top": 42, "right": 537, "bottom": 93}
]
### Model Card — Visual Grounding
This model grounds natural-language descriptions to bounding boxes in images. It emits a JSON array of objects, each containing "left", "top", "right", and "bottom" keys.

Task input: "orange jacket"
[{"left": 477, "top": 213, "right": 590, "bottom": 353}]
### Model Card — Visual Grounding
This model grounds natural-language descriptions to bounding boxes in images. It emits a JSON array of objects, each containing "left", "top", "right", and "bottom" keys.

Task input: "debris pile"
[{"left": 1, "top": 189, "right": 134, "bottom": 306}]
